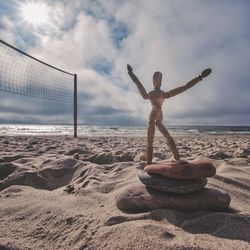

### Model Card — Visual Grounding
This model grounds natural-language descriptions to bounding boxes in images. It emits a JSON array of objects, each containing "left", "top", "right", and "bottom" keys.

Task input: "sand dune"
[{"left": 0, "top": 135, "right": 249, "bottom": 249}]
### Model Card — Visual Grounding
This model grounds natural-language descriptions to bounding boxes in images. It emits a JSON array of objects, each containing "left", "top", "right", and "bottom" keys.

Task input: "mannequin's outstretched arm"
[
  {"left": 164, "top": 68, "right": 211, "bottom": 98},
  {"left": 127, "top": 64, "right": 149, "bottom": 99},
  {"left": 164, "top": 75, "right": 202, "bottom": 98}
]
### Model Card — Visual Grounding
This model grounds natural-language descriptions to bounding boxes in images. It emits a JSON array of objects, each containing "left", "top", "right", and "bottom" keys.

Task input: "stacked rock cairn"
[
  {"left": 116, "top": 160, "right": 231, "bottom": 213},
  {"left": 138, "top": 161, "right": 231, "bottom": 211}
]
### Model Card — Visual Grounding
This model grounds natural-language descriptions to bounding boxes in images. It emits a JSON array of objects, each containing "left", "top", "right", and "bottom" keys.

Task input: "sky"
[{"left": 0, "top": 0, "right": 249, "bottom": 126}]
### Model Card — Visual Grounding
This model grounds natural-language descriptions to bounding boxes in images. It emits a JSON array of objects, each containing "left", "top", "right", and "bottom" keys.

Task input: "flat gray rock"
[
  {"left": 138, "top": 170, "right": 207, "bottom": 194},
  {"left": 116, "top": 183, "right": 231, "bottom": 213}
]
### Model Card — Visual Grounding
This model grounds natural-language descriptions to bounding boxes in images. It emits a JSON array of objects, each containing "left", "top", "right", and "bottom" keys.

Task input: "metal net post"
[{"left": 74, "top": 74, "right": 77, "bottom": 138}]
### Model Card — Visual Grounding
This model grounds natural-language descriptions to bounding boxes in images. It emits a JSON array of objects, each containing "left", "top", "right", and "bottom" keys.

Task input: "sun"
[{"left": 20, "top": 1, "right": 49, "bottom": 27}]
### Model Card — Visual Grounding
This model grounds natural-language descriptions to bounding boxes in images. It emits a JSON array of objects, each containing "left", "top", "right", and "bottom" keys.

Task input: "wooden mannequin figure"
[{"left": 127, "top": 64, "right": 211, "bottom": 165}]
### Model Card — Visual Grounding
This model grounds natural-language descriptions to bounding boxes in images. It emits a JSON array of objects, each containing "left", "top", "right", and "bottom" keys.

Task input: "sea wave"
[{"left": 0, "top": 124, "right": 249, "bottom": 136}]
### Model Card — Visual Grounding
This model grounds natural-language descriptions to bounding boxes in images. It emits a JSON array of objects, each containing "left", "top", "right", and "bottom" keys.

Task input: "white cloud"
[
  {"left": 0, "top": 15, "right": 16, "bottom": 44},
  {"left": 0, "top": 0, "right": 249, "bottom": 125}
]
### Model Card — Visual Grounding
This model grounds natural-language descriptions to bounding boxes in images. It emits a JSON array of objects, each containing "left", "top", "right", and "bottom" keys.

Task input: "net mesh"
[{"left": 0, "top": 40, "right": 73, "bottom": 103}]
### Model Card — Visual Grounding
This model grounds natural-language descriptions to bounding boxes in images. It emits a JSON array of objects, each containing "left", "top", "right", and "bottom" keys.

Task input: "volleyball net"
[{"left": 0, "top": 39, "right": 77, "bottom": 137}]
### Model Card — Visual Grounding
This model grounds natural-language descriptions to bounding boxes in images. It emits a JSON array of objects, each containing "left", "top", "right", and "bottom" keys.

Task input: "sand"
[{"left": 0, "top": 134, "right": 249, "bottom": 250}]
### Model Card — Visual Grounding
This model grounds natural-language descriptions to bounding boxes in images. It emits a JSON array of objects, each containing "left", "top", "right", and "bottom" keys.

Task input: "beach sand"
[{"left": 0, "top": 135, "right": 249, "bottom": 250}]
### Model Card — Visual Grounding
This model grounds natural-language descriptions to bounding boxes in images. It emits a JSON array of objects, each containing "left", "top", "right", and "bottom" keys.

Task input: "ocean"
[{"left": 0, "top": 124, "right": 250, "bottom": 136}]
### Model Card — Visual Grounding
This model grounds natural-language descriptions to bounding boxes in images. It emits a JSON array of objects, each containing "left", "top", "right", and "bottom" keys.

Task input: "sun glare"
[{"left": 20, "top": 1, "right": 49, "bottom": 27}]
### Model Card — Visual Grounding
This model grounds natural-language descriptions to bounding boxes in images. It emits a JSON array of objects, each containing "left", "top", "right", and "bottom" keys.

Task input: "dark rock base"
[{"left": 116, "top": 183, "right": 231, "bottom": 213}]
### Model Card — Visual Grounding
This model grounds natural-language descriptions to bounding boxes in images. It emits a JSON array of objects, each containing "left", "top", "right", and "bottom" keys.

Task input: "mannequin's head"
[{"left": 153, "top": 71, "right": 162, "bottom": 89}]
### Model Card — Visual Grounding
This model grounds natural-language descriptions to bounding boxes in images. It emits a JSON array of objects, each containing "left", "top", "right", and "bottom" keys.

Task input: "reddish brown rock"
[
  {"left": 116, "top": 183, "right": 231, "bottom": 213},
  {"left": 144, "top": 160, "right": 216, "bottom": 179}
]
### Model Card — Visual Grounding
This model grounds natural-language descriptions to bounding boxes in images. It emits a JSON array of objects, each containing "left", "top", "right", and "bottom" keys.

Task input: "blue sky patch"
[
  {"left": 111, "top": 21, "right": 128, "bottom": 48},
  {"left": 88, "top": 57, "right": 113, "bottom": 75}
]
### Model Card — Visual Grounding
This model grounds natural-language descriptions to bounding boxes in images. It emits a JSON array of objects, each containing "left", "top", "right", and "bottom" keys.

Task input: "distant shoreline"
[{"left": 0, "top": 124, "right": 249, "bottom": 137}]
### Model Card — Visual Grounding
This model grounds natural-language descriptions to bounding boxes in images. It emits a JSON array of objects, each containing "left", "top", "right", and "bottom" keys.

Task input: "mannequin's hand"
[
  {"left": 201, "top": 68, "right": 212, "bottom": 79},
  {"left": 127, "top": 64, "right": 133, "bottom": 73}
]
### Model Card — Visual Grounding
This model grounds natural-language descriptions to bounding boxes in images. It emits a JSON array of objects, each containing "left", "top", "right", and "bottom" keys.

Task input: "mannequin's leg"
[
  {"left": 156, "top": 121, "right": 180, "bottom": 160},
  {"left": 147, "top": 120, "right": 155, "bottom": 164}
]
